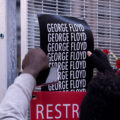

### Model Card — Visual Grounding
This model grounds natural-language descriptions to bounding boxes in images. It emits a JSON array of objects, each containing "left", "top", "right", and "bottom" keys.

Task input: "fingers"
[
  {"left": 87, "top": 49, "right": 113, "bottom": 72},
  {"left": 87, "top": 51, "right": 92, "bottom": 57},
  {"left": 87, "top": 51, "right": 99, "bottom": 62},
  {"left": 22, "top": 48, "right": 49, "bottom": 78},
  {"left": 94, "top": 49, "right": 108, "bottom": 60},
  {"left": 87, "top": 51, "right": 104, "bottom": 72},
  {"left": 87, "top": 52, "right": 101, "bottom": 67}
]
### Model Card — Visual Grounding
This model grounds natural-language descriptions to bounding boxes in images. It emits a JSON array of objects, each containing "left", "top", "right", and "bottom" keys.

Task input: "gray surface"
[{"left": 7, "top": 0, "right": 17, "bottom": 87}]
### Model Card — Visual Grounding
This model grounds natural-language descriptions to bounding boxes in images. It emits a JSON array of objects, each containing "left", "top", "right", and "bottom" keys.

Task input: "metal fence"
[{"left": 26, "top": 0, "right": 120, "bottom": 69}]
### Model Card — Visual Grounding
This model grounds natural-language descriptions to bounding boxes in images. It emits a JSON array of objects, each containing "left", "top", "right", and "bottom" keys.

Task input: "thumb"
[
  {"left": 87, "top": 51, "right": 92, "bottom": 57},
  {"left": 87, "top": 50, "right": 113, "bottom": 73}
]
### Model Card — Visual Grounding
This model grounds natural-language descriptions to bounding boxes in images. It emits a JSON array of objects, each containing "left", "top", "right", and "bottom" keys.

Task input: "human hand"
[
  {"left": 22, "top": 48, "right": 49, "bottom": 78},
  {"left": 87, "top": 49, "right": 113, "bottom": 72}
]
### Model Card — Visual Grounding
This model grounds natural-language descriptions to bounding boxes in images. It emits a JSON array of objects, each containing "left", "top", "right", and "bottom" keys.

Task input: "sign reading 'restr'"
[
  {"left": 30, "top": 92, "right": 86, "bottom": 120},
  {"left": 38, "top": 14, "right": 94, "bottom": 91}
]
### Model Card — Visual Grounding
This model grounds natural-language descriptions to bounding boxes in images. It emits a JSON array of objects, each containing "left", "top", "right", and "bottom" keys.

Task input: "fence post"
[
  {"left": 7, "top": 0, "right": 17, "bottom": 87},
  {"left": 0, "top": 0, "right": 17, "bottom": 102}
]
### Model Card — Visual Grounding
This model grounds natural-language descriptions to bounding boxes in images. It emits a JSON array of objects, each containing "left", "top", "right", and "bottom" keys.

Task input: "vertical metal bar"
[
  {"left": 42, "top": 0, "right": 43, "bottom": 13},
  {"left": 56, "top": 0, "right": 58, "bottom": 15},
  {"left": 96, "top": 0, "right": 98, "bottom": 47},
  {"left": 21, "top": 0, "right": 28, "bottom": 66},
  {"left": 0, "top": 0, "right": 7, "bottom": 103},
  {"left": 0, "top": 0, "right": 17, "bottom": 102},
  {"left": 83, "top": 0, "right": 86, "bottom": 19},
  {"left": 70, "top": 0, "right": 72, "bottom": 16},
  {"left": 7, "top": 0, "right": 17, "bottom": 87},
  {"left": 109, "top": 0, "right": 112, "bottom": 63}
]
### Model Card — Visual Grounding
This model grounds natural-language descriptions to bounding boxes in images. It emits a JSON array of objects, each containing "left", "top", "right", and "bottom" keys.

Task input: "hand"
[
  {"left": 87, "top": 49, "right": 113, "bottom": 72},
  {"left": 22, "top": 48, "right": 49, "bottom": 78}
]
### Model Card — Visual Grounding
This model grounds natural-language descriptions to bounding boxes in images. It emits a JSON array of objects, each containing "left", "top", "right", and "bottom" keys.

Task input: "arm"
[
  {"left": 0, "top": 74, "right": 36, "bottom": 120},
  {"left": 0, "top": 48, "right": 48, "bottom": 120},
  {"left": 87, "top": 49, "right": 113, "bottom": 73},
  {"left": 80, "top": 49, "right": 115, "bottom": 120}
]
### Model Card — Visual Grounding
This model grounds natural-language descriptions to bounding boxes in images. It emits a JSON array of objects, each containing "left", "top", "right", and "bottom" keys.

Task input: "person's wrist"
[{"left": 22, "top": 68, "right": 39, "bottom": 79}]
